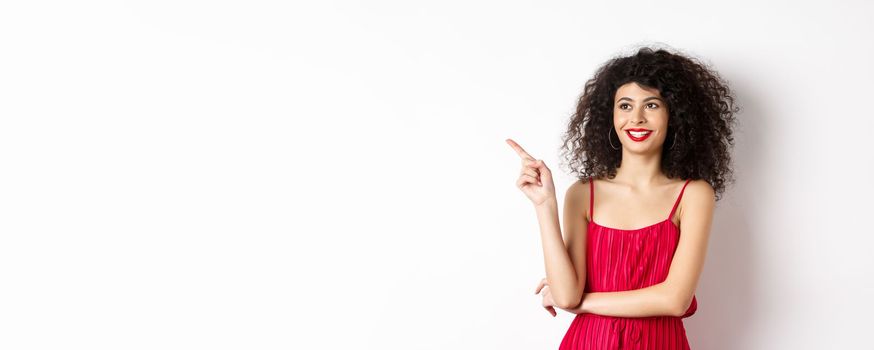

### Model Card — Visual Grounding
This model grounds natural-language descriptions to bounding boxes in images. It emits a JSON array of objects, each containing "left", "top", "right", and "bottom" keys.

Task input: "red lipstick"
[{"left": 625, "top": 128, "right": 652, "bottom": 142}]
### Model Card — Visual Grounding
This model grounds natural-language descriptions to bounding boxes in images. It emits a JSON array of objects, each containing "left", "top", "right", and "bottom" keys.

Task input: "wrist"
[{"left": 534, "top": 197, "right": 558, "bottom": 212}]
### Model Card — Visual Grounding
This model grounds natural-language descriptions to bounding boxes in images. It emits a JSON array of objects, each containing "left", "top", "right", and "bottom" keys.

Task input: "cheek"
[{"left": 658, "top": 114, "right": 670, "bottom": 130}]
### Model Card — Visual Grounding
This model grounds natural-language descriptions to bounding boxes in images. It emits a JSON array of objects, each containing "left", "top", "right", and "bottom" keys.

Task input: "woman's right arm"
[
  {"left": 534, "top": 180, "right": 589, "bottom": 310},
  {"left": 557, "top": 180, "right": 589, "bottom": 309}
]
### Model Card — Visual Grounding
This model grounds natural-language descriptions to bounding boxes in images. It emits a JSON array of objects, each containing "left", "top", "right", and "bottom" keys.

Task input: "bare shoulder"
[
  {"left": 678, "top": 179, "right": 716, "bottom": 219},
  {"left": 564, "top": 178, "right": 592, "bottom": 221},
  {"left": 564, "top": 178, "right": 590, "bottom": 204},
  {"left": 683, "top": 179, "right": 716, "bottom": 202}
]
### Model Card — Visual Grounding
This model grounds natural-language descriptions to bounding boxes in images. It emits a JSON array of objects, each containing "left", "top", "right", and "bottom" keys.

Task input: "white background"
[{"left": 1, "top": 1, "right": 872, "bottom": 349}]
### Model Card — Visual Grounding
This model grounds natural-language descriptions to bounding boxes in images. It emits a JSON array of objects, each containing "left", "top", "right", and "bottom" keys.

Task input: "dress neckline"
[
  {"left": 588, "top": 177, "right": 691, "bottom": 233},
  {"left": 589, "top": 218, "right": 679, "bottom": 232}
]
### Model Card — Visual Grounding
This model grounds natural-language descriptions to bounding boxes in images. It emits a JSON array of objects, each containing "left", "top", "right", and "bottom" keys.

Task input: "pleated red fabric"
[{"left": 559, "top": 178, "right": 697, "bottom": 350}]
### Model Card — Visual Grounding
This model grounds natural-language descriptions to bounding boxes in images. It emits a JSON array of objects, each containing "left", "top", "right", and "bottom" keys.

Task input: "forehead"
[{"left": 614, "top": 82, "right": 662, "bottom": 99}]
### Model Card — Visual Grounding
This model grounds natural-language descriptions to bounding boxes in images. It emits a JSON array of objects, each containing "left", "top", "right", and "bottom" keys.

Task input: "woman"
[{"left": 506, "top": 46, "right": 738, "bottom": 349}]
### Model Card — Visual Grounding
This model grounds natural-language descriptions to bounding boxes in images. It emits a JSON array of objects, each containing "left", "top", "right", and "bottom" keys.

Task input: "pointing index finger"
[{"left": 506, "top": 138, "right": 535, "bottom": 160}]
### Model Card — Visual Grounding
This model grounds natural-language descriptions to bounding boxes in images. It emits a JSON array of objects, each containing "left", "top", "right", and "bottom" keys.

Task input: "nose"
[{"left": 630, "top": 109, "right": 646, "bottom": 124}]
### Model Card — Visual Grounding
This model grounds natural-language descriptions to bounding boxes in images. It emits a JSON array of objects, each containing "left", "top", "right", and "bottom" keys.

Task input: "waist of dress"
[
  {"left": 578, "top": 313, "right": 688, "bottom": 322},
  {"left": 569, "top": 313, "right": 688, "bottom": 349}
]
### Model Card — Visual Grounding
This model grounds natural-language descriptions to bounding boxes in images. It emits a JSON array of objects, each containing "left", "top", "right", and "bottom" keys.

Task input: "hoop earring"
[
  {"left": 668, "top": 130, "right": 678, "bottom": 150},
  {"left": 608, "top": 129, "right": 620, "bottom": 150}
]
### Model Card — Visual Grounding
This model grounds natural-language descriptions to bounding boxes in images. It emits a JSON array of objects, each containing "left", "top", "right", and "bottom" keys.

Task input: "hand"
[
  {"left": 535, "top": 277, "right": 558, "bottom": 317},
  {"left": 506, "top": 139, "right": 556, "bottom": 207}
]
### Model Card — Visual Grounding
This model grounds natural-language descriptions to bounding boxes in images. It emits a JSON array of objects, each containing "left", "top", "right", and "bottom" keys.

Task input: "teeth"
[{"left": 628, "top": 131, "right": 651, "bottom": 137}]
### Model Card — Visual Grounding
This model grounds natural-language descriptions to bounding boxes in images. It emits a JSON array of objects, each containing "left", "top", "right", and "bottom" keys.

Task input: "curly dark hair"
[{"left": 558, "top": 46, "right": 740, "bottom": 201}]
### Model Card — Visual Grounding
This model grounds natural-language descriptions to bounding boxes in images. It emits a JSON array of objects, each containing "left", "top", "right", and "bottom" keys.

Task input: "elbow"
[
  {"left": 668, "top": 295, "right": 693, "bottom": 317},
  {"left": 555, "top": 291, "right": 584, "bottom": 310},
  {"left": 556, "top": 299, "right": 580, "bottom": 310},
  {"left": 668, "top": 302, "right": 685, "bottom": 317},
  {"left": 660, "top": 283, "right": 692, "bottom": 317}
]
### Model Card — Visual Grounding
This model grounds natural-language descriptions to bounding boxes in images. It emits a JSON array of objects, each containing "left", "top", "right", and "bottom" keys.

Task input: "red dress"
[{"left": 559, "top": 178, "right": 697, "bottom": 350}]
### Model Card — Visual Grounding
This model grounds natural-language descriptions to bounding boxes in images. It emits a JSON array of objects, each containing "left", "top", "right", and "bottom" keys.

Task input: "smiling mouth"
[{"left": 626, "top": 130, "right": 652, "bottom": 141}]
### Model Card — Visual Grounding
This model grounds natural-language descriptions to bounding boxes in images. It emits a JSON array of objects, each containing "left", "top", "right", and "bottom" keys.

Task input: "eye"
[
  {"left": 619, "top": 103, "right": 630, "bottom": 110},
  {"left": 646, "top": 103, "right": 659, "bottom": 109}
]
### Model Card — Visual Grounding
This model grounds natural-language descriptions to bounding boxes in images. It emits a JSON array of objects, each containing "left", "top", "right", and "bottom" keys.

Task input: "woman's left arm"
[{"left": 560, "top": 180, "right": 716, "bottom": 318}]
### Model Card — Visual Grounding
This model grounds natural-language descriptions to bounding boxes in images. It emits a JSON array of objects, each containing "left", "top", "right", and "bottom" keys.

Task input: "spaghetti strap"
[
  {"left": 668, "top": 179, "right": 693, "bottom": 221},
  {"left": 589, "top": 177, "right": 595, "bottom": 222}
]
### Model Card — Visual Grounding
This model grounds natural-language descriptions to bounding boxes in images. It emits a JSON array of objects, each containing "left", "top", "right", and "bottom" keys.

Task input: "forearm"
[
  {"left": 536, "top": 198, "right": 580, "bottom": 309},
  {"left": 562, "top": 283, "right": 681, "bottom": 318}
]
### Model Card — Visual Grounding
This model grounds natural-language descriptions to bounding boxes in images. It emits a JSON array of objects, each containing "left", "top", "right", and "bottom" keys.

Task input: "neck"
[{"left": 613, "top": 148, "right": 665, "bottom": 187}]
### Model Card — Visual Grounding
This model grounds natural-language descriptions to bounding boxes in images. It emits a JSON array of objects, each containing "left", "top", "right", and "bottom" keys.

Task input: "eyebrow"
[{"left": 616, "top": 96, "right": 664, "bottom": 103}]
